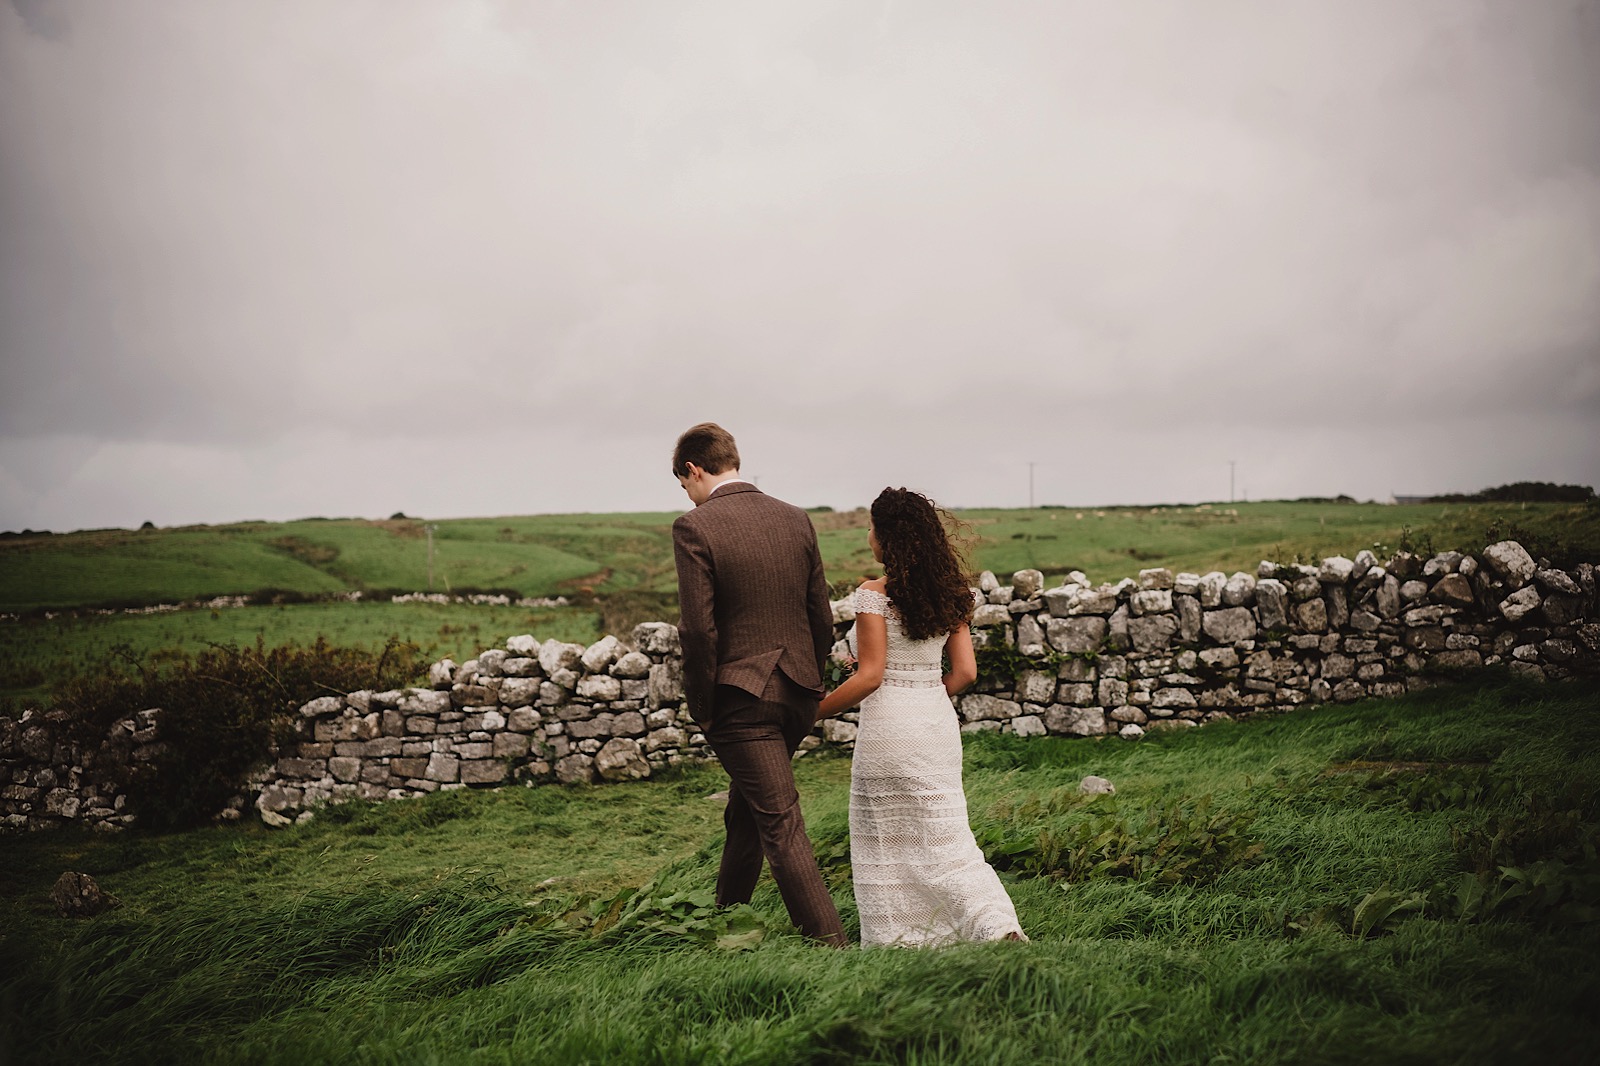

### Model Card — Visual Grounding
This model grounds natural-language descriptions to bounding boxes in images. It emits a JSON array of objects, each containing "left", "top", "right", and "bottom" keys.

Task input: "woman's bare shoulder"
[{"left": 860, "top": 577, "right": 888, "bottom": 592}]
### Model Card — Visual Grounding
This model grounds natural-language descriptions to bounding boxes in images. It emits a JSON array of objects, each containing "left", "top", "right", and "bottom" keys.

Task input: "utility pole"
[
  {"left": 1229, "top": 460, "right": 1236, "bottom": 504},
  {"left": 1028, "top": 462, "right": 1035, "bottom": 509},
  {"left": 425, "top": 524, "right": 438, "bottom": 590}
]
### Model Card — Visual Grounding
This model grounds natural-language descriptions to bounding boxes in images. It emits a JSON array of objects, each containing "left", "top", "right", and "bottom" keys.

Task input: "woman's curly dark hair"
[{"left": 870, "top": 487, "right": 974, "bottom": 641}]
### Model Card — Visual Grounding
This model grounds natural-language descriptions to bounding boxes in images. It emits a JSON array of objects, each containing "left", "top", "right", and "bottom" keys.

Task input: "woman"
[{"left": 817, "top": 487, "right": 1027, "bottom": 947}]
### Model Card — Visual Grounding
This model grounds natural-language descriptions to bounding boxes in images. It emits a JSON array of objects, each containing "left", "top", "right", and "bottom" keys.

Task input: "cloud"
[{"left": 1, "top": 0, "right": 1596, "bottom": 530}]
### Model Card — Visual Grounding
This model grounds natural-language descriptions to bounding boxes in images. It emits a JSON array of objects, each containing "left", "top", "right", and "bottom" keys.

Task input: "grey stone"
[
  {"left": 576, "top": 675, "right": 622, "bottom": 702},
  {"left": 493, "top": 733, "right": 531, "bottom": 758},
  {"left": 972, "top": 604, "right": 1012, "bottom": 628},
  {"left": 555, "top": 754, "right": 594, "bottom": 785},
  {"left": 1151, "top": 688, "right": 1197, "bottom": 709},
  {"left": 1009, "top": 715, "right": 1047, "bottom": 738},
  {"left": 611, "top": 652, "right": 652, "bottom": 679},
  {"left": 1012, "top": 569, "right": 1045, "bottom": 599},
  {"left": 1350, "top": 609, "right": 1383, "bottom": 633},
  {"left": 1138, "top": 568, "right": 1175, "bottom": 590},
  {"left": 645, "top": 726, "right": 686, "bottom": 753},
  {"left": 1128, "top": 613, "right": 1179, "bottom": 653},
  {"left": 1255, "top": 579, "right": 1288, "bottom": 630},
  {"left": 1351, "top": 550, "right": 1377, "bottom": 583},
  {"left": 505, "top": 634, "right": 541, "bottom": 656},
  {"left": 1483, "top": 541, "right": 1536, "bottom": 588},
  {"left": 1047, "top": 586, "right": 1118, "bottom": 616},
  {"left": 595, "top": 738, "right": 651, "bottom": 781},
  {"left": 1430, "top": 573, "right": 1475, "bottom": 608},
  {"left": 1375, "top": 576, "right": 1401, "bottom": 618},
  {"left": 1130, "top": 589, "right": 1173, "bottom": 616},
  {"left": 498, "top": 677, "right": 541, "bottom": 708},
  {"left": 1078, "top": 775, "right": 1116, "bottom": 795},
  {"left": 1197, "top": 572, "right": 1227, "bottom": 607},
  {"left": 1499, "top": 586, "right": 1541, "bottom": 623},
  {"left": 1535, "top": 568, "right": 1581, "bottom": 595},
  {"left": 476, "top": 650, "right": 508, "bottom": 676},
  {"left": 632, "top": 622, "right": 681, "bottom": 656},
  {"left": 539, "top": 641, "right": 586, "bottom": 676},
  {"left": 1222, "top": 572, "right": 1256, "bottom": 607},
  {"left": 1296, "top": 598, "right": 1328, "bottom": 632},
  {"left": 1046, "top": 616, "right": 1108, "bottom": 654},
  {"left": 459, "top": 760, "right": 507, "bottom": 785},
  {"left": 1107, "top": 604, "right": 1131, "bottom": 651},
  {"left": 398, "top": 690, "right": 452, "bottom": 716},
  {"left": 427, "top": 660, "right": 456, "bottom": 688},
  {"left": 822, "top": 719, "right": 859, "bottom": 744},
  {"left": 50, "top": 871, "right": 120, "bottom": 919},
  {"left": 1320, "top": 654, "right": 1355, "bottom": 681},
  {"left": 1017, "top": 670, "right": 1056, "bottom": 704},
  {"left": 1422, "top": 551, "right": 1463, "bottom": 578},
  {"left": 959, "top": 694, "right": 1020, "bottom": 723},
  {"left": 1016, "top": 614, "right": 1046, "bottom": 656},
  {"left": 424, "top": 754, "right": 460, "bottom": 783},
  {"left": 1058, "top": 682, "right": 1095, "bottom": 705},
  {"left": 1202, "top": 607, "right": 1257, "bottom": 644},
  {"left": 1045, "top": 706, "right": 1107, "bottom": 736},
  {"left": 1318, "top": 556, "right": 1355, "bottom": 584},
  {"left": 501, "top": 657, "right": 541, "bottom": 678},
  {"left": 1542, "top": 594, "right": 1584, "bottom": 626},
  {"left": 1428, "top": 650, "right": 1483, "bottom": 671},
  {"left": 299, "top": 696, "right": 343, "bottom": 719},
  {"left": 1175, "top": 595, "right": 1202, "bottom": 642},
  {"left": 648, "top": 661, "right": 684, "bottom": 707},
  {"left": 581, "top": 635, "right": 623, "bottom": 673}
]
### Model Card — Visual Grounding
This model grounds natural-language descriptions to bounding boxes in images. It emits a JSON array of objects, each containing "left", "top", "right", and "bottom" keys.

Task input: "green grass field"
[
  {"left": 6, "top": 501, "right": 1595, "bottom": 612},
  {"left": 3, "top": 499, "right": 1595, "bottom": 711},
  {"left": 0, "top": 601, "right": 602, "bottom": 710},
  {"left": 3, "top": 677, "right": 1596, "bottom": 1064}
]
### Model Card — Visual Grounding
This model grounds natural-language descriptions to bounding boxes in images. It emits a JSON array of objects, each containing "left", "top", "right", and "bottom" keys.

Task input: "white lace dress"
[{"left": 847, "top": 586, "right": 1026, "bottom": 947}]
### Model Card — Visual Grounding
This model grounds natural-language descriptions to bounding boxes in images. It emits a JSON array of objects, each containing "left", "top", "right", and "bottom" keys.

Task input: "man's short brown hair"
[{"left": 673, "top": 423, "right": 740, "bottom": 478}]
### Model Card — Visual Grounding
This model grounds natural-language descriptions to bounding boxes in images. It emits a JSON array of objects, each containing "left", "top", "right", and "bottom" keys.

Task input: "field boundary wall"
[{"left": 3, "top": 539, "right": 1597, "bottom": 832}]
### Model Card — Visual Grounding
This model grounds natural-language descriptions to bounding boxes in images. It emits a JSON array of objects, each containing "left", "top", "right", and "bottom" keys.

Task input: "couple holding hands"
[{"left": 671, "top": 422, "right": 1025, "bottom": 948}]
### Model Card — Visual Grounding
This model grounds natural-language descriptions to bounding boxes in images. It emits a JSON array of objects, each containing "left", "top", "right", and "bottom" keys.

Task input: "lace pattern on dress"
[{"left": 847, "top": 582, "right": 1025, "bottom": 947}]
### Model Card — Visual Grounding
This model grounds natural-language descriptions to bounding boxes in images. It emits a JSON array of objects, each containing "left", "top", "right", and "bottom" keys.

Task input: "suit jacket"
[{"left": 672, "top": 482, "right": 835, "bottom": 725}]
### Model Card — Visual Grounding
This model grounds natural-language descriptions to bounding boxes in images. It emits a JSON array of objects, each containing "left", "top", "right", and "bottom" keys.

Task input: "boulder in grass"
[{"left": 50, "top": 871, "right": 121, "bottom": 919}]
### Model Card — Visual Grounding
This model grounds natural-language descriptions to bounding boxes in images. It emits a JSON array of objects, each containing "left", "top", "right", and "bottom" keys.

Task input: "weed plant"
[{"left": 3, "top": 677, "right": 1597, "bottom": 1063}]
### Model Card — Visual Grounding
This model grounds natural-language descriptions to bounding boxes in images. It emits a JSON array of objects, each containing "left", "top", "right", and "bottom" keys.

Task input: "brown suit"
[{"left": 672, "top": 481, "right": 845, "bottom": 946}]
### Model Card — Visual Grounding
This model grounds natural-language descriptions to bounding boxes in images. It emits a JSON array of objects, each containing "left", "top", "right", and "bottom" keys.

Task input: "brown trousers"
[{"left": 705, "top": 674, "right": 846, "bottom": 947}]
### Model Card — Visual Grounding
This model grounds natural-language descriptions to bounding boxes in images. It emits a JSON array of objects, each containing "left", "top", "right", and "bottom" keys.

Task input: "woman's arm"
[
  {"left": 943, "top": 623, "right": 977, "bottom": 696},
  {"left": 817, "top": 611, "right": 886, "bottom": 718}
]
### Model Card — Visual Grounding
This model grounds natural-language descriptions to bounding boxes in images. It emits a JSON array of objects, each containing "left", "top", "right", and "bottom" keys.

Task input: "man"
[{"left": 670, "top": 422, "right": 846, "bottom": 947}]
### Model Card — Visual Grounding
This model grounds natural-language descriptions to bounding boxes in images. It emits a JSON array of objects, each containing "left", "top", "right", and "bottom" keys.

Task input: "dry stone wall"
[{"left": 3, "top": 540, "right": 1597, "bottom": 832}]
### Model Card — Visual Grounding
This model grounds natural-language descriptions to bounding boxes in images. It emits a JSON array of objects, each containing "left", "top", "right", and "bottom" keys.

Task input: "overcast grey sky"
[{"left": 2, "top": 0, "right": 1597, "bottom": 531}]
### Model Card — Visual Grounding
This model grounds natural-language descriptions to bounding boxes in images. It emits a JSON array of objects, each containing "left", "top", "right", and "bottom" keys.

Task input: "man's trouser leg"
[{"left": 707, "top": 677, "right": 846, "bottom": 947}]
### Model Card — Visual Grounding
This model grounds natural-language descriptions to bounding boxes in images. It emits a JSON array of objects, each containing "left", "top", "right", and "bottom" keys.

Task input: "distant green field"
[
  {"left": 0, "top": 513, "right": 681, "bottom": 612},
  {"left": 2, "top": 499, "right": 1594, "bottom": 710},
  {"left": 0, "top": 602, "right": 601, "bottom": 710},
  {"left": 4, "top": 501, "right": 1594, "bottom": 613}
]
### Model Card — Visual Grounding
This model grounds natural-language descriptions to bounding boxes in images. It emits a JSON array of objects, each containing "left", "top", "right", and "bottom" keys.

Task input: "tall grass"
[{"left": 4, "top": 677, "right": 1597, "bottom": 1064}]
